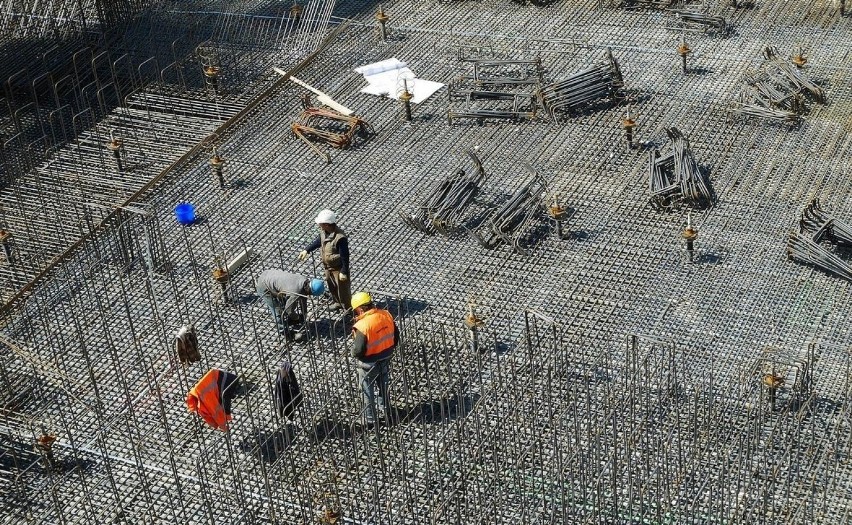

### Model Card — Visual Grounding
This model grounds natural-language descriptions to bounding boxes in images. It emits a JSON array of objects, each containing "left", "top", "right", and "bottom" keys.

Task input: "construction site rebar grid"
[{"left": 1, "top": 0, "right": 851, "bottom": 523}]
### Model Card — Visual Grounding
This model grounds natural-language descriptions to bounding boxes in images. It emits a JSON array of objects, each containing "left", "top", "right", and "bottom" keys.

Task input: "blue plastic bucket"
[{"left": 174, "top": 202, "right": 196, "bottom": 225}]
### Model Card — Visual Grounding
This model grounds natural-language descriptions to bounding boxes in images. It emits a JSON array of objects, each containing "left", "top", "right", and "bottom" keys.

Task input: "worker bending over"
[
  {"left": 256, "top": 269, "right": 325, "bottom": 342},
  {"left": 350, "top": 292, "right": 398, "bottom": 427},
  {"left": 299, "top": 209, "right": 351, "bottom": 311}
]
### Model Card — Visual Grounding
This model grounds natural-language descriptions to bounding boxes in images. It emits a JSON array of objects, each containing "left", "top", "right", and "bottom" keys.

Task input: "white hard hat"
[{"left": 314, "top": 209, "right": 338, "bottom": 224}]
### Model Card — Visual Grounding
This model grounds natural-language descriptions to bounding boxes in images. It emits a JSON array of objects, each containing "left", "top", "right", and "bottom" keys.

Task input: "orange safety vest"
[
  {"left": 186, "top": 369, "right": 232, "bottom": 431},
  {"left": 353, "top": 308, "right": 396, "bottom": 358}
]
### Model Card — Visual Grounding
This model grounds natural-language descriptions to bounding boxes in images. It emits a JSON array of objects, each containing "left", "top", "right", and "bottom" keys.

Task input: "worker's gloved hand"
[
  {"left": 339, "top": 273, "right": 348, "bottom": 282},
  {"left": 298, "top": 250, "right": 309, "bottom": 262}
]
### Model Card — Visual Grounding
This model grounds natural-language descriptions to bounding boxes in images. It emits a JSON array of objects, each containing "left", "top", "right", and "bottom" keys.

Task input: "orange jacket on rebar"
[{"left": 186, "top": 369, "right": 239, "bottom": 431}]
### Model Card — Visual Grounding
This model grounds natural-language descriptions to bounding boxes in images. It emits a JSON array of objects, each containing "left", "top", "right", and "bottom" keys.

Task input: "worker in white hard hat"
[
  {"left": 256, "top": 269, "right": 325, "bottom": 342},
  {"left": 299, "top": 209, "right": 351, "bottom": 311}
]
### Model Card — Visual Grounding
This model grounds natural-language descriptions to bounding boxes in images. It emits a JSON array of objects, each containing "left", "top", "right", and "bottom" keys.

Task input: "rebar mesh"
[{"left": 1, "top": 0, "right": 851, "bottom": 523}]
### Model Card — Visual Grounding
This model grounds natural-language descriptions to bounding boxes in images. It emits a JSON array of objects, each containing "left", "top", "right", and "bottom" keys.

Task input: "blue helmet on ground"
[{"left": 310, "top": 278, "right": 325, "bottom": 296}]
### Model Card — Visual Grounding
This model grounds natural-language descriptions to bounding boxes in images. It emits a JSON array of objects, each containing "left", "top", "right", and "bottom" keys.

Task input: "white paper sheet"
[
  {"left": 359, "top": 67, "right": 415, "bottom": 97},
  {"left": 354, "top": 58, "right": 444, "bottom": 104},
  {"left": 354, "top": 58, "right": 407, "bottom": 76},
  {"left": 407, "top": 79, "right": 445, "bottom": 104}
]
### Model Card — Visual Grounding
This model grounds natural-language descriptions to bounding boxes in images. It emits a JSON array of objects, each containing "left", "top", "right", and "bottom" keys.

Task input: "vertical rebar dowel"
[
  {"left": 376, "top": 6, "right": 389, "bottom": 41},
  {"left": 622, "top": 105, "right": 636, "bottom": 149},
  {"left": 290, "top": 1, "right": 303, "bottom": 20},
  {"left": 204, "top": 66, "right": 221, "bottom": 93},
  {"left": 465, "top": 303, "right": 484, "bottom": 354},
  {"left": 107, "top": 129, "right": 123, "bottom": 172},
  {"left": 34, "top": 432, "right": 57, "bottom": 470},
  {"left": 677, "top": 33, "right": 691, "bottom": 75},
  {"left": 764, "top": 369, "right": 782, "bottom": 412},
  {"left": 400, "top": 79, "right": 413, "bottom": 121},
  {"left": 211, "top": 147, "right": 226, "bottom": 189},
  {"left": 0, "top": 229, "right": 13, "bottom": 263},
  {"left": 549, "top": 195, "right": 568, "bottom": 240},
  {"left": 682, "top": 213, "right": 698, "bottom": 263}
]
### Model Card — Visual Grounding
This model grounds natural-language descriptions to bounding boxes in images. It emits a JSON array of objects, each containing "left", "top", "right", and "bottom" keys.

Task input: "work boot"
[
  {"left": 329, "top": 303, "right": 343, "bottom": 311},
  {"left": 293, "top": 332, "right": 306, "bottom": 343}
]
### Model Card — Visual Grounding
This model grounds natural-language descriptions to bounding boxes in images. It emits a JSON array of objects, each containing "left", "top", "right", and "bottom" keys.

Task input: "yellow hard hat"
[{"left": 351, "top": 291, "right": 372, "bottom": 310}]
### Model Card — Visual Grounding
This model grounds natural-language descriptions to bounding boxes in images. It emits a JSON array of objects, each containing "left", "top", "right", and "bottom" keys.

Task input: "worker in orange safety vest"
[
  {"left": 350, "top": 292, "right": 398, "bottom": 427},
  {"left": 186, "top": 368, "right": 240, "bottom": 431}
]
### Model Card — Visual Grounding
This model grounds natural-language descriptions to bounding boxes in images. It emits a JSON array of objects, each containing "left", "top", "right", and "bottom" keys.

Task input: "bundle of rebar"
[
  {"left": 447, "top": 58, "right": 542, "bottom": 123},
  {"left": 763, "top": 46, "right": 824, "bottom": 102},
  {"left": 670, "top": 10, "right": 728, "bottom": 35},
  {"left": 801, "top": 200, "right": 852, "bottom": 244},
  {"left": 614, "top": 0, "right": 678, "bottom": 10},
  {"left": 291, "top": 107, "right": 375, "bottom": 163},
  {"left": 466, "top": 165, "right": 549, "bottom": 254},
  {"left": 399, "top": 150, "right": 486, "bottom": 236},
  {"left": 733, "top": 46, "right": 825, "bottom": 123},
  {"left": 539, "top": 49, "right": 624, "bottom": 122},
  {"left": 732, "top": 96, "right": 800, "bottom": 123},
  {"left": 787, "top": 199, "right": 852, "bottom": 280},
  {"left": 648, "top": 128, "right": 713, "bottom": 210}
]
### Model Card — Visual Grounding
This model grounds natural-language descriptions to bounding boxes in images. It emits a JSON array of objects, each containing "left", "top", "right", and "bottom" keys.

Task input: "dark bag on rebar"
[
  {"left": 175, "top": 325, "right": 201, "bottom": 364},
  {"left": 274, "top": 361, "right": 303, "bottom": 418}
]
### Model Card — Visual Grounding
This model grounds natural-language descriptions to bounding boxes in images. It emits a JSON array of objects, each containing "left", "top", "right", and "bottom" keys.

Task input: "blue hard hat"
[{"left": 310, "top": 278, "right": 325, "bottom": 296}]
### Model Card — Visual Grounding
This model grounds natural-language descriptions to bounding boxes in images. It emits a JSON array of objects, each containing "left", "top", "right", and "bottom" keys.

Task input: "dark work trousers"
[
  {"left": 325, "top": 268, "right": 351, "bottom": 310},
  {"left": 356, "top": 358, "right": 391, "bottom": 423},
  {"left": 257, "top": 285, "right": 305, "bottom": 333}
]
